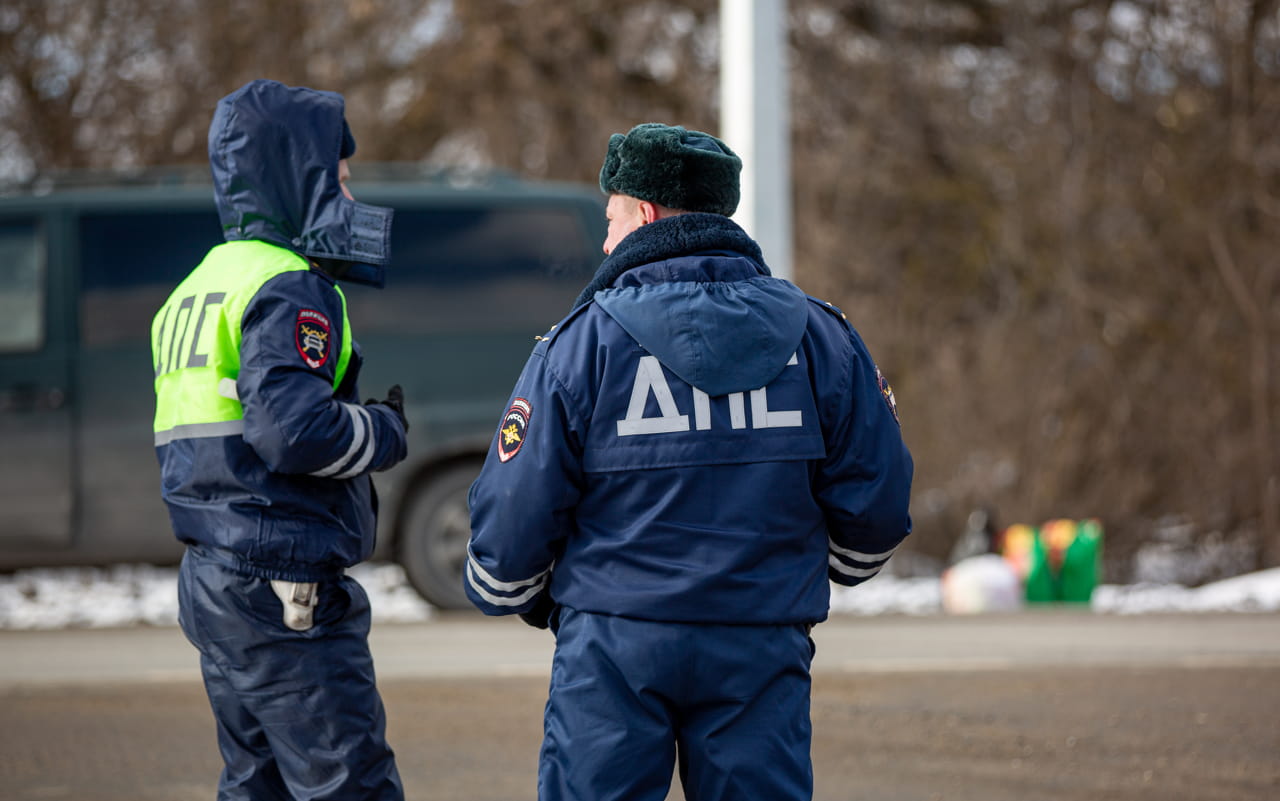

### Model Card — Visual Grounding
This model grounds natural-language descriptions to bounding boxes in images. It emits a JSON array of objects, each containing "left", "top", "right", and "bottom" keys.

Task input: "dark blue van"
[{"left": 0, "top": 166, "right": 605, "bottom": 609}]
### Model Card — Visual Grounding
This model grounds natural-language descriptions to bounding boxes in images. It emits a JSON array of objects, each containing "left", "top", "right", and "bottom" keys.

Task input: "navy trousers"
[
  {"left": 539, "top": 608, "right": 815, "bottom": 801},
  {"left": 178, "top": 547, "right": 403, "bottom": 801}
]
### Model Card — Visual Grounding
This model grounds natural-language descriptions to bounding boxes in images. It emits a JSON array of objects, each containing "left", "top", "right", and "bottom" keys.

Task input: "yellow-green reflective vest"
[{"left": 151, "top": 240, "right": 353, "bottom": 445}]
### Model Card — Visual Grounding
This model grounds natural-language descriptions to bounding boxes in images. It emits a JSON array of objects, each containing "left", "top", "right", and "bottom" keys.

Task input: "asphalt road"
[{"left": 2, "top": 611, "right": 1278, "bottom": 800}]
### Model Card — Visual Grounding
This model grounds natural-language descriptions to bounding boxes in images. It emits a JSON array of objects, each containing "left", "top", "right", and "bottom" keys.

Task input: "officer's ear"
[{"left": 637, "top": 200, "right": 661, "bottom": 225}]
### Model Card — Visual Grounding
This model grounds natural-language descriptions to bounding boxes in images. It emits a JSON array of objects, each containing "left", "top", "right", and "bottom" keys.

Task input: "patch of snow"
[
  {"left": 828, "top": 575, "right": 942, "bottom": 616},
  {"left": 2, "top": 563, "right": 1279, "bottom": 630},
  {"left": 1092, "top": 568, "right": 1280, "bottom": 614},
  {"left": 0, "top": 565, "right": 180, "bottom": 630},
  {"left": 0, "top": 563, "right": 431, "bottom": 631},
  {"left": 1130, "top": 518, "right": 1256, "bottom": 585},
  {"left": 349, "top": 563, "right": 434, "bottom": 623}
]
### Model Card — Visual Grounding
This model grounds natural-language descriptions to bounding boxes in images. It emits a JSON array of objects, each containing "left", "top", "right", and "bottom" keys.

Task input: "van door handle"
[{"left": 0, "top": 384, "right": 67, "bottom": 412}]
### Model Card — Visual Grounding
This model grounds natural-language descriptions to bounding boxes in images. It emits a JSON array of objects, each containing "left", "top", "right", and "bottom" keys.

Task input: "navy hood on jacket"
[
  {"left": 208, "top": 79, "right": 393, "bottom": 287},
  {"left": 590, "top": 213, "right": 809, "bottom": 397}
]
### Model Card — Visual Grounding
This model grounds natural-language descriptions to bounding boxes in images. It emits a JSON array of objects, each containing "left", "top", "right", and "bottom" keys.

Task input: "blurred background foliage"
[{"left": 2, "top": 0, "right": 1276, "bottom": 581}]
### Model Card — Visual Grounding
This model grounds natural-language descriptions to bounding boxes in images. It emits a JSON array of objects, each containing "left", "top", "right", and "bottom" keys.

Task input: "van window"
[
  {"left": 344, "top": 204, "right": 598, "bottom": 332},
  {"left": 78, "top": 210, "right": 222, "bottom": 348},
  {"left": 0, "top": 220, "right": 45, "bottom": 352},
  {"left": 76, "top": 203, "right": 599, "bottom": 345}
]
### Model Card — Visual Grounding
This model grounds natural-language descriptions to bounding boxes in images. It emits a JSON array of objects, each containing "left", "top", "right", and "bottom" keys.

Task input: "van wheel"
[{"left": 397, "top": 463, "right": 481, "bottom": 610}]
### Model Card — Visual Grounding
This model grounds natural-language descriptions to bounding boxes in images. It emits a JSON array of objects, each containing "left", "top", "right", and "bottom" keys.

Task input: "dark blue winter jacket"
[
  {"left": 466, "top": 213, "right": 913, "bottom": 624},
  {"left": 152, "top": 80, "right": 405, "bottom": 582}
]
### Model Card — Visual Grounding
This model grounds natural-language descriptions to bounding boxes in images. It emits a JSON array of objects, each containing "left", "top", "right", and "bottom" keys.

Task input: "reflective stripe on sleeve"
[
  {"left": 828, "top": 540, "right": 898, "bottom": 563},
  {"left": 330, "top": 405, "right": 376, "bottom": 480},
  {"left": 466, "top": 549, "right": 550, "bottom": 607},
  {"left": 828, "top": 538, "right": 899, "bottom": 582},
  {"left": 466, "top": 563, "right": 548, "bottom": 607},
  {"left": 827, "top": 554, "right": 886, "bottom": 579},
  {"left": 310, "top": 403, "right": 372, "bottom": 478}
]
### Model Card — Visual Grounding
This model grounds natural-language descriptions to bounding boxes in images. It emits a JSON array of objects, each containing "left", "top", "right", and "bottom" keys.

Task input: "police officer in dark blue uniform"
[
  {"left": 152, "top": 80, "right": 407, "bottom": 800},
  {"left": 466, "top": 122, "right": 914, "bottom": 801}
]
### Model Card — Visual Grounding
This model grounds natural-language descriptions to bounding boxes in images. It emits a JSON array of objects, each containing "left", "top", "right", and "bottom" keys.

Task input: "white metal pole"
[{"left": 719, "top": 0, "right": 792, "bottom": 281}]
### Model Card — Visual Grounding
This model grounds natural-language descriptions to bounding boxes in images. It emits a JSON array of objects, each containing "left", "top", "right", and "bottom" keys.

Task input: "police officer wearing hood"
[
  {"left": 152, "top": 80, "right": 406, "bottom": 800},
  {"left": 466, "top": 123, "right": 914, "bottom": 800}
]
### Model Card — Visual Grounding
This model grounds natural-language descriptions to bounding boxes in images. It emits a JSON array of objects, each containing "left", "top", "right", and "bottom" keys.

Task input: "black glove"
[
  {"left": 366, "top": 384, "right": 409, "bottom": 432},
  {"left": 519, "top": 592, "right": 558, "bottom": 631}
]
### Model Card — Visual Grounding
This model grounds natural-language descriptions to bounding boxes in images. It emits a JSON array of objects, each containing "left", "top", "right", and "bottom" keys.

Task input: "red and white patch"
[
  {"left": 497, "top": 398, "right": 531, "bottom": 463},
  {"left": 296, "top": 309, "right": 332, "bottom": 369}
]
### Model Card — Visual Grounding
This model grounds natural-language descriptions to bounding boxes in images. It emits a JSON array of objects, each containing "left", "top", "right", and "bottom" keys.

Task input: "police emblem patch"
[
  {"left": 497, "top": 398, "right": 531, "bottom": 463},
  {"left": 876, "top": 366, "right": 900, "bottom": 424},
  {"left": 296, "top": 309, "right": 331, "bottom": 369}
]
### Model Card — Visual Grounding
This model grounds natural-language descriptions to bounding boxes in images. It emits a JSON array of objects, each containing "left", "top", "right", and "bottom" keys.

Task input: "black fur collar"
[{"left": 571, "top": 213, "right": 767, "bottom": 309}]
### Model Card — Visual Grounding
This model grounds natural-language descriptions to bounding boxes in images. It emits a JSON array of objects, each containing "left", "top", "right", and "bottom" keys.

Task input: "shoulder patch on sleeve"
[
  {"left": 810, "top": 296, "right": 901, "bottom": 425},
  {"left": 497, "top": 398, "right": 532, "bottom": 462},
  {"left": 295, "top": 308, "right": 332, "bottom": 368},
  {"left": 876, "top": 366, "right": 901, "bottom": 425}
]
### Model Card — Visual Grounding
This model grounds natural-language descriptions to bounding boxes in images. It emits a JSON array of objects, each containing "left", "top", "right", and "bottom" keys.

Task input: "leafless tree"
[{"left": 2, "top": 0, "right": 1276, "bottom": 576}]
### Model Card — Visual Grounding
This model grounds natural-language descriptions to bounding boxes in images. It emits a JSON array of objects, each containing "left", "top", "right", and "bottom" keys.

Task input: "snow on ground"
[
  {"left": 0, "top": 563, "right": 432, "bottom": 631},
  {"left": 1, "top": 563, "right": 1278, "bottom": 630}
]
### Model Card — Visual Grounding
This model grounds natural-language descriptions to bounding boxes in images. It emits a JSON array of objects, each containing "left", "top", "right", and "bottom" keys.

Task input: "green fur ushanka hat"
[{"left": 598, "top": 123, "right": 742, "bottom": 216}]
